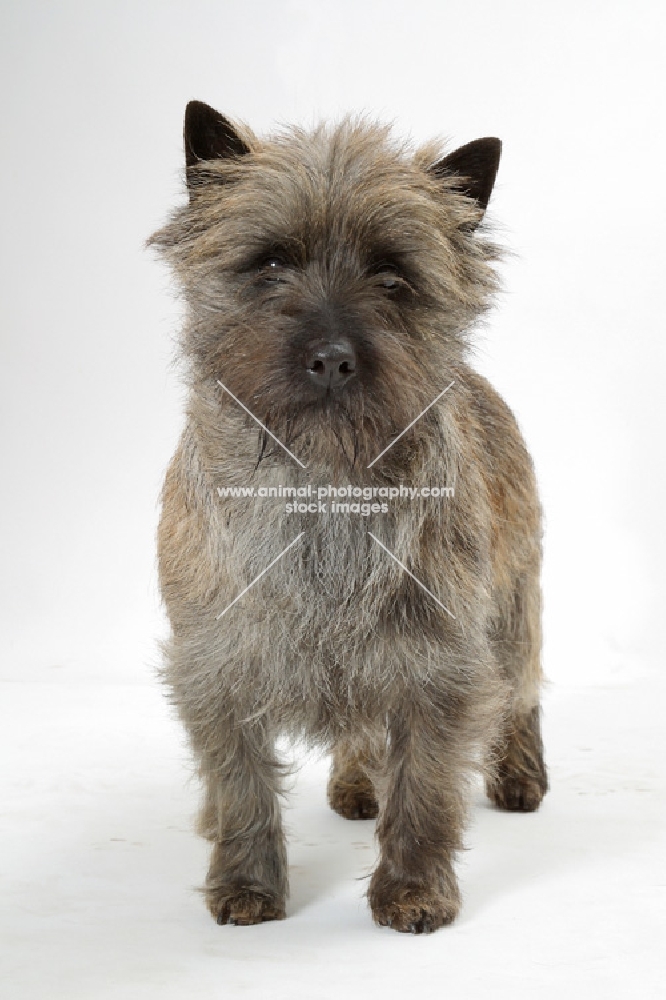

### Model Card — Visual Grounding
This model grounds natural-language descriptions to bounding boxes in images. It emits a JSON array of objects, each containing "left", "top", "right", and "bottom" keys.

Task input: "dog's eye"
[
  {"left": 379, "top": 272, "right": 400, "bottom": 290},
  {"left": 373, "top": 265, "right": 406, "bottom": 293},
  {"left": 261, "top": 257, "right": 286, "bottom": 282}
]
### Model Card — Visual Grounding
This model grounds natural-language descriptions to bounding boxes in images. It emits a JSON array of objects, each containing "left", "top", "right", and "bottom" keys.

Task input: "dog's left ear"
[
  {"left": 184, "top": 101, "right": 251, "bottom": 168},
  {"left": 183, "top": 101, "right": 252, "bottom": 200},
  {"left": 430, "top": 138, "right": 502, "bottom": 214}
]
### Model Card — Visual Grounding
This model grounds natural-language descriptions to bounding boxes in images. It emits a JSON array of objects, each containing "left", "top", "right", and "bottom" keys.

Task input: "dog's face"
[{"left": 151, "top": 103, "right": 501, "bottom": 469}]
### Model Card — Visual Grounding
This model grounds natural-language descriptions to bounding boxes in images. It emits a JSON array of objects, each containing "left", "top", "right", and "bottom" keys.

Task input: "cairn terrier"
[{"left": 150, "top": 100, "right": 548, "bottom": 933}]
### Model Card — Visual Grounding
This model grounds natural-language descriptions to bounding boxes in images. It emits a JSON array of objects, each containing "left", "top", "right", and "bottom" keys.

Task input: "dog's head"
[{"left": 150, "top": 102, "right": 502, "bottom": 471}]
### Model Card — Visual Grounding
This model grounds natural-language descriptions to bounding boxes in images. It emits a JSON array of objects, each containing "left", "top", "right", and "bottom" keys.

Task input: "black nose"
[{"left": 304, "top": 338, "right": 356, "bottom": 390}]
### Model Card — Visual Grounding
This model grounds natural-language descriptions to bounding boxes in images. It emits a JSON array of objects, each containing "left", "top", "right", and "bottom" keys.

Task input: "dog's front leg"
[
  {"left": 368, "top": 686, "right": 484, "bottom": 933},
  {"left": 197, "top": 717, "right": 287, "bottom": 926}
]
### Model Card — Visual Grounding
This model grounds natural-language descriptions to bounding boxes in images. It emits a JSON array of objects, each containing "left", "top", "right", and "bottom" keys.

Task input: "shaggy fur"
[{"left": 150, "top": 101, "right": 548, "bottom": 933}]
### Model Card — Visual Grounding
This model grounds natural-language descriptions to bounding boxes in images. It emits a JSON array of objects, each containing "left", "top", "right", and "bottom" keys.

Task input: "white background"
[{"left": 1, "top": 2, "right": 664, "bottom": 998}]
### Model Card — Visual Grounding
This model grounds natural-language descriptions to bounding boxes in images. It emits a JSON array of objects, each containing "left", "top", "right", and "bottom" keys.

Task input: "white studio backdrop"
[{"left": 1, "top": 0, "right": 664, "bottom": 688}]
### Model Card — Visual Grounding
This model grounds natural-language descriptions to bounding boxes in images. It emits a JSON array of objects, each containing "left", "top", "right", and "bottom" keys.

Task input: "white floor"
[{"left": 2, "top": 673, "right": 664, "bottom": 1000}]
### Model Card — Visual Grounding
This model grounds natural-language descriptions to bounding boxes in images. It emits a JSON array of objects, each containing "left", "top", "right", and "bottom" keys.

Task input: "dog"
[{"left": 150, "top": 101, "right": 548, "bottom": 933}]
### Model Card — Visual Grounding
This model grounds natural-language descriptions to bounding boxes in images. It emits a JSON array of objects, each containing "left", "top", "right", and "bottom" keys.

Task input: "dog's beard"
[
  {"left": 253, "top": 390, "right": 404, "bottom": 474},
  {"left": 213, "top": 321, "right": 449, "bottom": 476}
]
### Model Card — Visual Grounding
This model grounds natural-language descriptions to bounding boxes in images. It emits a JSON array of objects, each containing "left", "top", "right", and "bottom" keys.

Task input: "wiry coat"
[{"left": 150, "top": 105, "right": 547, "bottom": 933}]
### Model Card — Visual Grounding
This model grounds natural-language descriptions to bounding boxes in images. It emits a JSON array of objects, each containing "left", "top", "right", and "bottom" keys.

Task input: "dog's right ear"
[
  {"left": 429, "top": 138, "right": 501, "bottom": 220},
  {"left": 184, "top": 101, "right": 251, "bottom": 193}
]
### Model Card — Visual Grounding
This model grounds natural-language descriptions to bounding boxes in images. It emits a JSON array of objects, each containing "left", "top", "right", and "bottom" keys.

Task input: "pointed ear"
[
  {"left": 184, "top": 100, "right": 251, "bottom": 169},
  {"left": 430, "top": 137, "right": 502, "bottom": 213}
]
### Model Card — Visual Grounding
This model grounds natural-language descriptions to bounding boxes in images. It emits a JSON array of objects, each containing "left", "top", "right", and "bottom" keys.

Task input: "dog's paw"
[
  {"left": 487, "top": 708, "right": 548, "bottom": 812},
  {"left": 368, "top": 871, "right": 460, "bottom": 933},
  {"left": 206, "top": 885, "right": 285, "bottom": 926},
  {"left": 486, "top": 772, "right": 547, "bottom": 812},
  {"left": 327, "top": 774, "right": 379, "bottom": 820}
]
